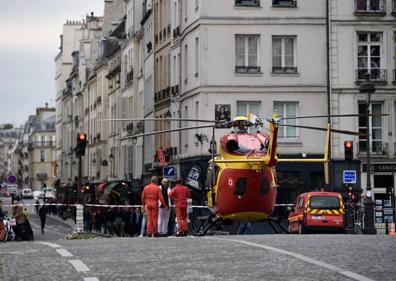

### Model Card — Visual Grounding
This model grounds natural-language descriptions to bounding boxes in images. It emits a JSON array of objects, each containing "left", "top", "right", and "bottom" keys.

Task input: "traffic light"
[
  {"left": 76, "top": 133, "right": 87, "bottom": 157},
  {"left": 344, "top": 141, "right": 353, "bottom": 161}
]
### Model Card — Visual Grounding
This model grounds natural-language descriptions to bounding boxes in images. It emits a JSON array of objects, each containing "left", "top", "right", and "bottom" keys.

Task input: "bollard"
[{"left": 385, "top": 220, "right": 389, "bottom": 235}]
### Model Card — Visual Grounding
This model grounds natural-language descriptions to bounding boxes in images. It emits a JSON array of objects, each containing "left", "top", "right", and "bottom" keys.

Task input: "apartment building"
[{"left": 330, "top": 0, "right": 396, "bottom": 222}]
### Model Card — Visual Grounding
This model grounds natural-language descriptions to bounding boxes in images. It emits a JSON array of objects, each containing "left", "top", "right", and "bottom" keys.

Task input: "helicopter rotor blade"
[
  {"left": 279, "top": 113, "right": 388, "bottom": 121},
  {"left": 278, "top": 124, "right": 362, "bottom": 136},
  {"left": 118, "top": 125, "right": 214, "bottom": 140},
  {"left": 97, "top": 118, "right": 217, "bottom": 123}
]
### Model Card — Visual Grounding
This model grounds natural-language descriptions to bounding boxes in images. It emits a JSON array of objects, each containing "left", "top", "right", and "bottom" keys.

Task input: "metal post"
[
  {"left": 363, "top": 90, "right": 376, "bottom": 234},
  {"left": 78, "top": 154, "right": 82, "bottom": 203}
]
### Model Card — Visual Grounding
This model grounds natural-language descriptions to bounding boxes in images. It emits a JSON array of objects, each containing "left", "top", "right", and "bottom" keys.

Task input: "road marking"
[
  {"left": 208, "top": 237, "right": 375, "bottom": 281},
  {"left": 68, "top": 259, "right": 91, "bottom": 272},
  {"left": 0, "top": 250, "right": 39, "bottom": 255},
  {"left": 84, "top": 277, "right": 100, "bottom": 281},
  {"left": 36, "top": 242, "right": 62, "bottom": 248},
  {"left": 56, "top": 248, "right": 73, "bottom": 257}
]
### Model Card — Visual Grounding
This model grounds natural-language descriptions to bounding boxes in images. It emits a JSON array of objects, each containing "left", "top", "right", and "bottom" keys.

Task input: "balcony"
[
  {"left": 126, "top": 70, "right": 133, "bottom": 84},
  {"left": 359, "top": 141, "right": 388, "bottom": 156},
  {"left": 235, "top": 66, "right": 261, "bottom": 73},
  {"left": 272, "top": 0, "right": 297, "bottom": 8},
  {"left": 355, "top": 69, "right": 387, "bottom": 84},
  {"left": 354, "top": 0, "right": 386, "bottom": 16},
  {"left": 235, "top": 0, "right": 260, "bottom": 6},
  {"left": 272, "top": 66, "right": 298, "bottom": 74}
]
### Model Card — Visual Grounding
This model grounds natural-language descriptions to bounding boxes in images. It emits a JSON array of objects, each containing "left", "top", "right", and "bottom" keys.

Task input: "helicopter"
[{"left": 102, "top": 112, "right": 384, "bottom": 235}]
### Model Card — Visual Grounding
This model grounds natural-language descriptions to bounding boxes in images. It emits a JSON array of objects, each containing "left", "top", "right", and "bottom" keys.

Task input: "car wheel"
[{"left": 298, "top": 222, "right": 306, "bottom": 235}]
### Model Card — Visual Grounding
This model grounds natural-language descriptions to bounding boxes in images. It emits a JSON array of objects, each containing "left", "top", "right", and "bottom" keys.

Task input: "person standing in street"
[
  {"left": 38, "top": 204, "right": 47, "bottom": 234},
  {"left": 141, "top": 176, "right": 168, "bottom": 237},
  {"left": 12, "top": 200, "right": 27, "bottom": 241},
  {"left": 169, "top": 178, "right": 191, "bottom": 236},
  {"left": 158, "top": 178, "right": 172, "bottom": 236},
  {"left": 0, "top": 200, "right": 6, "bottom": 241}
]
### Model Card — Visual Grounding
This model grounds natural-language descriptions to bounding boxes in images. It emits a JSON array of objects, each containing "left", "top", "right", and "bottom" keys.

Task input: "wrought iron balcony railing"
[
  {"left": 358, "top": 141, "right": 388, "bottom": 155},
  {"left": 235, "top": 0, "right": 260, "bottom": 7},
  {"left": 272, "top": 66, "right": 298, "bottom": 74},
  {"left": 356, "top": 69, "right": 387, "bottom": 82},
  {"left": 235, "top": 66, "right": 261, "bottom": 73},
  {"left": 272, "top": 0, "right": 297, "bottom": 7}
]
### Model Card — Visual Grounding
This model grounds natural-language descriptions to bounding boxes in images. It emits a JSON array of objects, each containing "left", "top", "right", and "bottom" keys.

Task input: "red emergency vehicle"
[{"left": 288, "top": 191, "right": 345, "bottom": 234}]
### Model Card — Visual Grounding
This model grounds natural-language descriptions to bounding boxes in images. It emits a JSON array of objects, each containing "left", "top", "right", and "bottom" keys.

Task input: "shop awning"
[
  {"left": 104, "top": 182, "right": 120, "bottom": 195},
  {"left": 97, "top": 182, "right": 107, "bottom": 193}
]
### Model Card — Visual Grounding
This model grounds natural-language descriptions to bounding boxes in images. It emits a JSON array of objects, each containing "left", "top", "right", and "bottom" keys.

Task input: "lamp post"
[{"left": 359, "top": 72, "right": 377, "bottom": 234}]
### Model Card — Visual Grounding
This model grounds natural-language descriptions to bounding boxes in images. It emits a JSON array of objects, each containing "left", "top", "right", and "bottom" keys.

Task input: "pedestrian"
[
  {"left": 12, "top": 200, "right": 27, "bottom": 241},
  {"left": 38, "top": 204, "right": 47, "bottom": 234},
  {"left": 237, "top": 221, "right": 252, "bottom": 235},
  {"left": 139, "top": 206, "right": 147, "bottom": 237},
  {"left": 169, "top": 178, "right": 191, "bottom": 236},
  {"left": 35, "top": 199, "right": 40, "bottom": 213},
  {"left": 141, "top": 176, "right": 168, "bottom": 237},
  {"left": 158, "top": 178, "right": 172, "bottom": 236},
  {"left": 0, "top": 200, "right": 6, "bottom": 241}
]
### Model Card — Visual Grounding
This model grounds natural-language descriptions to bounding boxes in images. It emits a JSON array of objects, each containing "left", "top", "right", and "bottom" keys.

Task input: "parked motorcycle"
[{"left": 3, "top": 214, "right": 16, "bottom": 241}]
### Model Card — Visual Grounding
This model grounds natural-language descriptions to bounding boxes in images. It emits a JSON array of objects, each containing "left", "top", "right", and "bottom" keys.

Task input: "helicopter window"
[
  {"left": 233, "top": 134, "right": 267, "bottom": 154},
  {"left": 226, "top": 139, "right": 239, "bottom": 152},
  {"left": 234, "top": 177, "right": 247, "bottom": 196},
  {"left": 260, "top": 178, "right": 269, "bottom": 195}
]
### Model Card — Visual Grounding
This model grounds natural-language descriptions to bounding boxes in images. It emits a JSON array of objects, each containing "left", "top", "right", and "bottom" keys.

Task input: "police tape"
[{"left": 2, "top": 203, "right": 294, "bottom": 208}]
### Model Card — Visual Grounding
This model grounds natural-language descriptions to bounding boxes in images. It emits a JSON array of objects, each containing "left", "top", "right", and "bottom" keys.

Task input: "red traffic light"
[
  {"left": 79, "top": 133, "right": 86, "bottom": 141},
  {"left": 344, "top": 141, "right": 353, "bottom": 149}
]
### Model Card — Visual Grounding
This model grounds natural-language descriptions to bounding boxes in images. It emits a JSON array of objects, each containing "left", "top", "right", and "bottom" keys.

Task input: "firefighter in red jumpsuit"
[
  {"left": 169, "top": 178, "right": 191, "bottom": 236},
  {"left": 141, "top": 176, "right": 168, "bottom": 237}
]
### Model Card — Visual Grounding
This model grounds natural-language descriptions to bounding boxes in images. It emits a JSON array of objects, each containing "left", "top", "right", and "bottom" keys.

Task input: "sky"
[{"left": 0, "top": 0, "right": 104, "bottom": 127}]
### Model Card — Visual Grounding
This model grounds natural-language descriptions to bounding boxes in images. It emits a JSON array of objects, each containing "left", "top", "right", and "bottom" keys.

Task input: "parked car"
[
  {"left": 288, "top": 191, "right": 345, "bottom": 234},
  {"left": 22, "top": 188, "right": 34, "bottom": 199},
  {"left": 33, "top": 191, "right": 43, "bottom": 200},
  {"left": 42, "top": 187, "right": 55, "bottom": 199}
]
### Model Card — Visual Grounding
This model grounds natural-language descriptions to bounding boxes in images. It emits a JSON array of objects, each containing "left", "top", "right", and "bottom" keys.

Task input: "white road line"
[
  {"left": 56, "top": 248, "right": 73, "bottom": 257},
  {"left": 36, "top": 242, "right": 62, "bottom": 248},
  {"left": 208, "top": 237, "right": 375, "bottom": 281},
  {"left": 68, "top": 259, "right": 91, "bottom": 272},
  {"left": 84, "top": 277, "right": 100, "bottom": 281}
]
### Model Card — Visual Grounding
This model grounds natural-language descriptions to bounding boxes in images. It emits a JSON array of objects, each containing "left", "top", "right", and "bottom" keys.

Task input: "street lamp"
[{"left": 359, "top": 72, "right": 377, "bottom": 234}]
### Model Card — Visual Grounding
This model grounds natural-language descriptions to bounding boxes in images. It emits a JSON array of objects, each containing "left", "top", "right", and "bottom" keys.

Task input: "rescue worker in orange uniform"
[
  {"left": 169, "top": 178, "right": 191, "bottom": 236},
  {"left": 141, "top": 176, "right": 168, "bottom": 237}
]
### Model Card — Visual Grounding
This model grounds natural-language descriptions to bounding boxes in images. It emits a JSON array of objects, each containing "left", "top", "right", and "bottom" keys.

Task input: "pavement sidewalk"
[{"left": 47, "top": 214, "right": 76, "bottom": 229}]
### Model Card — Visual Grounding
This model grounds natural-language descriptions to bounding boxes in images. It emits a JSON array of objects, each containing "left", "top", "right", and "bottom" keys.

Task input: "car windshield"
[{"left": 309, "top": 196, "right": 340, "bottom": 209}]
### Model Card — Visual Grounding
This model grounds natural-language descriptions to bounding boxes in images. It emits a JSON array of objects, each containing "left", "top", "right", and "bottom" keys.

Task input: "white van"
[
  {"left": 22, "top": 188, "right": 33, "bottom": 199},
  {"left": 42, "top": 187, "right": 55, "bottom": 199}
]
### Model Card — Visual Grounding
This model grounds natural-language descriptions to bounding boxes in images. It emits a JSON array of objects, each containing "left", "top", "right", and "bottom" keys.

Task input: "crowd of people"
[{"left": 69, "top": 176, "right": 192, "bottom": 237}]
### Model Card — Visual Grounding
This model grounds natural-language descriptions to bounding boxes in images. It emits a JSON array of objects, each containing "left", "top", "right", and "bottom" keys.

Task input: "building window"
[
  {"left": 355, "top": 0, "right": 385, "bottom": 13},
  {"left": 195, "top": 37, "right": 199, "bottom": 77},
  {"left": 274, "top": 102, "right": 298, "bottom": 138},
  {"left": 358, "top": 102, "right": 384, "bottom": 154},
  {"left": 235, "top": 0, "right": 260, "bottom": 7},
  {"left": 40, "top": 150, "right": 45, "bottom": 162},
  {"left": 237, "top": 101, "right": 260, "bottom": 132},
  {"left": 272, "top": 0, "right": 297, "bottom": 8},
  {"left": 184, "top": 44, "right": 188, "bottom": 84},
  {"left": 272, "top": 36, "right": 297, "bottom": 73},
  {"left": 235, "top": 35, "right": 260, "bottom": 73},
  {"left": 357, "top": 32, "right": 385, "bottom": 81}
]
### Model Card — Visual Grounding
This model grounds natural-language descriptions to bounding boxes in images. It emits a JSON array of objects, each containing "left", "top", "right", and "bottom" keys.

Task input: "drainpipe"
[
  {"left": 178, "top": 0, "right": 183, "bottom": 164},
  {"left": 326, "top": 0, "right": 332, "bottom": 190}
]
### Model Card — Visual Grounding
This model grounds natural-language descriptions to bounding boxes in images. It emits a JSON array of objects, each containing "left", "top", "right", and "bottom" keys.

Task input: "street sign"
[
  {"left": 343, "top": 170, "right": 357, "bottom": 184},
  {"left": 7, "top": 175, "right": 17, "bottom": 184},
  {"left": 163, "top": 166, "right": 176, "bottom": 178}
]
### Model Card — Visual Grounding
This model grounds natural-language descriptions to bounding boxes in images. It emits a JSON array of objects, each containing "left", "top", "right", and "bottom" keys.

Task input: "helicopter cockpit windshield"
[{"left": 222, "top": 133, "right": 268, "bottom": 156}]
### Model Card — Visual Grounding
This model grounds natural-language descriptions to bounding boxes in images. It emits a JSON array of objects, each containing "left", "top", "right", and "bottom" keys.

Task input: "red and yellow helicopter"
[{"left": 105, "top": 112, "right": 378, "bottom": 234}]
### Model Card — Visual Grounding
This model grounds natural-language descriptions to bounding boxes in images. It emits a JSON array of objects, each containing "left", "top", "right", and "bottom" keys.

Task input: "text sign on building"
[
  {"left": 163, "top": 166, "right": 176, "bottom": 178},
  {"left": 343, "top": 170, "right": 357, "bottom": 184}
]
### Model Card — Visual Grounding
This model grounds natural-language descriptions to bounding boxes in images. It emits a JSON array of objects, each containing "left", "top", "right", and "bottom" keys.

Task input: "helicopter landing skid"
[
  {"left": 266, "top": 217, "right": 289, "bottom": 234},
  {"left": 192, "top": 214, "right": 230, "bottom": 236}
]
